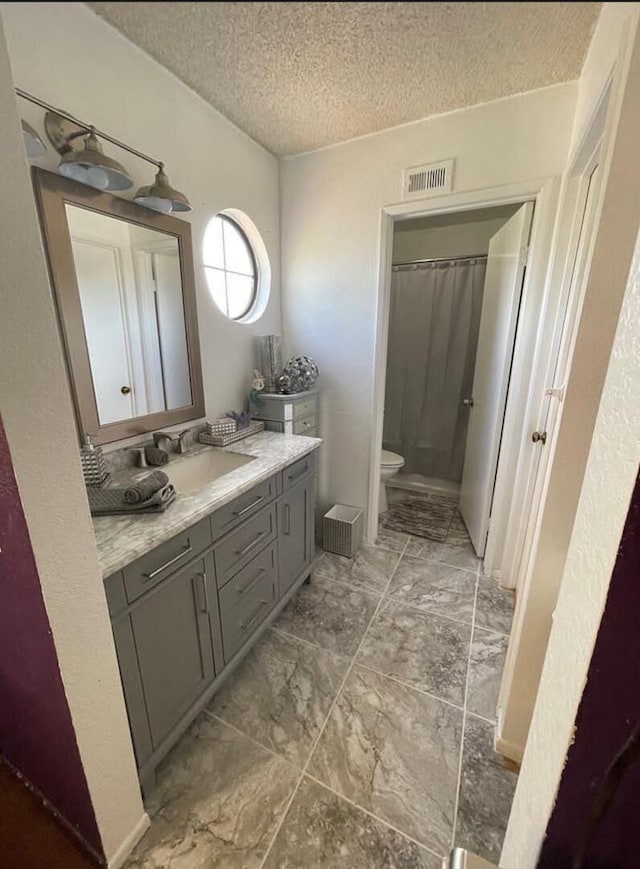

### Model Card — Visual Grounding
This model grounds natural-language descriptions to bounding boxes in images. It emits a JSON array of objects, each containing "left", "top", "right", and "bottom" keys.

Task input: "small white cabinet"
[{"left": 249, "top": 388, "right": 319, "bottom": 437}]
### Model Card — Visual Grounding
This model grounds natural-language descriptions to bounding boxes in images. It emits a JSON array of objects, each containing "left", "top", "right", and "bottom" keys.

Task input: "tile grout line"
[
  {"left": 202, "top": 709, "right": 302, "bottom": 772},
  {"left": 269, "top": 623, "right": 356, "bottom": 662},
  {"left": 354, "top": 661, "right": 465, "bottom": 713},
  {"left": 272, "top": 614, "right": 470, "bottom": 714},
  {"left": 258, "top": 534, "right": 411, "bottom": 868},
  {"left": 313, "top": 568, "right": 481, "bottom": 633},
  {"left": 303, "top": 771, "right": 444, "bottom": 862},
  {"left": 451, "top": 556, "right": 481, "bottom": 848}
]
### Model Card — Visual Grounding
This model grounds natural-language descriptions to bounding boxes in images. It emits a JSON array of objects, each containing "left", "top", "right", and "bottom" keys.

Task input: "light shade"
[
  {"left": 22, "top": 120, "right": 46, "bottom": 159},
  {"left": 58, "top": 129, "right": 133, "bottom": 191},
  {"left": 134, "top": 165, "right": 191, "bottom": 213}
]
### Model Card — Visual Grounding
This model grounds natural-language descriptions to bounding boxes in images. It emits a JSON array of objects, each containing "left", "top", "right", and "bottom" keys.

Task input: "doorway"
[{"left": 380, "top": 203, "right": 533, "bottom": 558}]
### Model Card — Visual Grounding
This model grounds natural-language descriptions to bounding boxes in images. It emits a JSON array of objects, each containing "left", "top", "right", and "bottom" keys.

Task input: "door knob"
[
  {"left": 531, "top": 430, "right": 547, "bottom": 445},
  {"left": 121, "top": 386, "right": 131, "bottom": 395},
  {"left": 463, "top": 398, "right": 474, "bottom": 407}
]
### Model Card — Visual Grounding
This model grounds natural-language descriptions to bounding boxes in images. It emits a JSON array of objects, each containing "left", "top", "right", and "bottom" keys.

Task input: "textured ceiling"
[{"left": 89, "top": 2, "right": 600, "bottom": 157}]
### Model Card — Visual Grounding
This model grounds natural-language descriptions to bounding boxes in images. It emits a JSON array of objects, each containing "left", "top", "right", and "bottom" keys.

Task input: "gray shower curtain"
[{"left": 383, "top": 257, "right": 486, "bottom": 483}]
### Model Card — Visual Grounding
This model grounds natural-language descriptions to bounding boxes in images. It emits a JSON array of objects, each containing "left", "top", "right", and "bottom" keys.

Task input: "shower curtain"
[{"left": 383, "top": 257, "right": 486, "bottom": 483}]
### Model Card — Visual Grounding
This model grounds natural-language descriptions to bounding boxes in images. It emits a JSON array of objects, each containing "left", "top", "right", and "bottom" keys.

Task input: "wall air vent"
[{"left": 402, "top": 159, "right": 454, "bottom": 200}]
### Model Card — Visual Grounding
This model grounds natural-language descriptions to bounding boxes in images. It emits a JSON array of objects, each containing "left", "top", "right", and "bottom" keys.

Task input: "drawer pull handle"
[
  {"left": 233, "top": 495, "right": 265, "bottom": 517},
  {"left": 238, "top": 567, "right": 266, "bottom": 595},
  {"left": 235, "top": 531, "right": 266, "bottom": 557},
  {"left": 143, "top": 542, "right": 192, "bottom": 580},
  {"left": 240, "top": 600, "right": 268, "bottom": 631},
  {"left": 284, "top": 503, "right": 291, "bottom": 536},
  {"left": 287, "top": 463, "right": 308, "bottom": 483}
]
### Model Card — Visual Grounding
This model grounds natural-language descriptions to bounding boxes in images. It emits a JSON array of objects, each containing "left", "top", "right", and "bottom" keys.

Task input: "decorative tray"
[{"left": 198, "top": 420, "right": 265, "bottom": 447}]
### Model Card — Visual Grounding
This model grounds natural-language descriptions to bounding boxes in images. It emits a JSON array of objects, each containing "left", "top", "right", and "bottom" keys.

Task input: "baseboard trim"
[
  {"left": 494, "top": 733, "right": 524, "bottom": 765},
  {"left": 107, "top": 813, "right": 151, "bottom": 869}
]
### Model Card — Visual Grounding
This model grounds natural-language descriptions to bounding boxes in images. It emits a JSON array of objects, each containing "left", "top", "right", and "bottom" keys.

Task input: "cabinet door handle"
[
  {"left": 233, "top": 495, "right": 264, "bottom": 517},
  {"left": 284, "top": 503, "right": 291, "bottom": 535},
  {"left": 143, "top": 541, "right": 192, "bottom": 580},
  {"left": 287, "top": 463, "right": 308, "bottom": 483},
  {"left": 238, "top": 567, "right": 266, "bottom": 595},
  {"left": 235, "top": 531, "right": 266, "bottom": 557},
  {"left": 240, "top": 599, "right": 268, "bottom": 631},
  {"left": 194, "top": 572, "right": 209, "bottom": 613}
]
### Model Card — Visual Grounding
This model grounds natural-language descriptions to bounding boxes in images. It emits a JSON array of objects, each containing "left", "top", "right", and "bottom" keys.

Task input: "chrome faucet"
[{"left": 152, "top": 429, "right": 191, "bottom": 454}]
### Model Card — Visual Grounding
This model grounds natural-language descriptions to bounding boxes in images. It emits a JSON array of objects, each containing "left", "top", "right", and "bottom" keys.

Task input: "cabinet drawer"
[
  {"left": 220, "top": 565, "right": 277, "bottom": 663},
  {"left": 219, "top": 542, "right": 277, "bottom": 617},
  {"left": 292, "top": 395, "right": 319, "bottom": 419},
  {"left": 123, "top": 517, "right": 212, "bottom": 603},
  {"left": 282, "top": 452, "right": 316, "bottom": 492},
  {"left": 293, "top": 413, "right": 318, "bottom": 435},
  {"left": 214, "top": 503, "right": 277, "bottom": 588},
  {"left": 210, "top": 475, "right": 278, "bottom": 542}
]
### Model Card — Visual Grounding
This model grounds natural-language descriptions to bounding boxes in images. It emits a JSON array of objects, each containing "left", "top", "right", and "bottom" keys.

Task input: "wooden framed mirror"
[{"left": 32, "top": 168, "right": 205, "bottom": 445}]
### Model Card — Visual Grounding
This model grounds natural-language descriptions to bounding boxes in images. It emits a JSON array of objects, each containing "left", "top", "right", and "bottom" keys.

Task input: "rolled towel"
[
  {"left": 144, "top": 445, "right": 169, "bottom": 466},
  {"left": 124, "top": 470, "right": 169, "bottom": 505},
  {"left": 88, "top": 483, "right": 176, "bottom": 516}
]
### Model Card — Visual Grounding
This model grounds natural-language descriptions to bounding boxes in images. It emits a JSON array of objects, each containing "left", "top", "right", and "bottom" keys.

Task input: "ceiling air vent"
[{"left": 402, "top": 159, "right": 454, "bottom": 200}]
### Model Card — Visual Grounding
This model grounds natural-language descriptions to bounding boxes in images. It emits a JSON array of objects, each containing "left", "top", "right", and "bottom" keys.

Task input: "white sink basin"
[{"left": 167, "top": 449, "right": 254, "bottom": 494}]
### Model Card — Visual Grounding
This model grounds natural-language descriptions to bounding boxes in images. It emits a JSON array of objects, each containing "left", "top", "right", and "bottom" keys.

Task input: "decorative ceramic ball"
[{"left": 280, "top": 355, "right": 319, "bottom": 393}]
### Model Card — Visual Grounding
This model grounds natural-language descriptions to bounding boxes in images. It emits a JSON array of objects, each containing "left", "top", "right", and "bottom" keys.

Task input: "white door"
[
  {"left": 72, "top": 239, "right": 135, "bottom": 425},
  {"left": 153, "top": 251, "right": 191, "bottom": 409},
  {"left": 459, "top": 202, "right": 534, "bottom": 556}
]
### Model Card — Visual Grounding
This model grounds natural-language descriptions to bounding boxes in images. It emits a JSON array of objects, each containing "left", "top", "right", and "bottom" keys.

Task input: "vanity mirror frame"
[{"left": 32, "top": 167, "right": 205, "bottom": 445}]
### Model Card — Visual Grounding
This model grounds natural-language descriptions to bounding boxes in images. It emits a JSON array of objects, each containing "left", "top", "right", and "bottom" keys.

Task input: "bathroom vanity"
[{"left": 96, "top": 433, "right": 320, "bottom": 792}]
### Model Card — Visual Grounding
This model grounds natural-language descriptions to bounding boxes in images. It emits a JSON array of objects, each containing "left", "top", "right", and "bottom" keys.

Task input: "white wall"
[
  {"left": 281, "top": 83, "right": 577, "bottom": 515},
  {"left": 392, "top": 205, "right": 518, "bottom": 263},
  {"left": 503, "top": 8, "right": 640, "bottom": 865},
  {"left": 2, "top": 1, "right": 282, "bottom": 437},
  {"left": 0, "top": 12, "right": 147, "bottom": 865}
]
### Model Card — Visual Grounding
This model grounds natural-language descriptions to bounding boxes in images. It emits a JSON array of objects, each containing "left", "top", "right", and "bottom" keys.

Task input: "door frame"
[
  {"left": 368, "top": 175, "right": 562, "bottom": 589},
  {"left": 496, "top": 81, "right": 610, "bottom": 762}
]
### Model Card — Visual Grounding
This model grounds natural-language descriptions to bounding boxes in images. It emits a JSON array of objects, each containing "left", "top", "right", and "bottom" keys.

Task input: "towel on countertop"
[
  {"left": 88, "top": 483, "right": 176, "bottom": 516},
  {"left": 144, "top": 445, "right": 169, "bottom": 466},
  {"left": 124, "top": 470, "right": 169, "bottom": 504}
]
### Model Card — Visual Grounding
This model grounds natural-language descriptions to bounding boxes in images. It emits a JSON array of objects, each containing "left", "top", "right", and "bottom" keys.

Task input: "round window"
[{"left": 203, "top": 214, "right": 258, "bottom": 320}]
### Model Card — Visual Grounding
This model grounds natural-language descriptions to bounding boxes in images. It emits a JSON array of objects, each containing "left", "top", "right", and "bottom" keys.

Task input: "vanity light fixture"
[
  {"left": 15, "top": 88, "right": 192, "bottom": 212},
  {"left": 21, "top": 119, "right": 47, "bottom": 159},
  {"left": 134, "top": 164, "right": 191, "bottom": 213},
  {"left": 58, "top": 127, "right": 133, "bottom": 191}
]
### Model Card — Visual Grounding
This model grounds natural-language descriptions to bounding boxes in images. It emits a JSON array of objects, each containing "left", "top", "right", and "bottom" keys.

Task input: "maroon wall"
[
  {"left": 538, "top": 469, "right": 640, "bottom": 868},
  {"left": 0, "top": 416, "right": 102, "bottom": 857}
]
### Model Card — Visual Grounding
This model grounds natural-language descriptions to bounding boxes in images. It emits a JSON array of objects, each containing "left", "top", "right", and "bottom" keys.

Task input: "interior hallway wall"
[
  {"left": 1, "top": 1, "right": 282, "bottom": 433},
  {"left": 281, "top": 82, "right": 577, "bottom": 520},
  {"left": 0, "top": 417, "right": 101, "bottom": 856},
  {"left": 497, "top": 0, "right": 640, "bottom": 768},
  {"left": 0, "top": 11, "right": 146, "bottom": 864},
  {"left": 502, "top": 10, "right": 640, "bottom": 862}
]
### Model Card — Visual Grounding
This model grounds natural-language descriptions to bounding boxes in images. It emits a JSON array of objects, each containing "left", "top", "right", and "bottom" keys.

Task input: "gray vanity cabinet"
[
  {"left": 105, "top": 449, "right": 318, "bottom": 791},
  {"left": 278, "top": 460, "right": 315, "bottom": 597},
  {"left": 129, "top": 551, "right": 218, "bottom": 751}
]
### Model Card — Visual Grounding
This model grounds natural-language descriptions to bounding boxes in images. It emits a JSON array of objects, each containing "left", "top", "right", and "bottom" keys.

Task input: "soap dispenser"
[{"left": 80, "top": 434, "right": 108, "bottom": 487}]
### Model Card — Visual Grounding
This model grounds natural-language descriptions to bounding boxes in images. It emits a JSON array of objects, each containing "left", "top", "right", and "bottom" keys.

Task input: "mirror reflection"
[{"left": 65, "top": 204, "right": 192, "bottom": 426}]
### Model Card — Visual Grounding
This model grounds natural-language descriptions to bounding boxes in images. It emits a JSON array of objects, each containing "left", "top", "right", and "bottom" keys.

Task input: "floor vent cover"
[{"left": 402, "top": 159, "right": 454, "bottom": 200}]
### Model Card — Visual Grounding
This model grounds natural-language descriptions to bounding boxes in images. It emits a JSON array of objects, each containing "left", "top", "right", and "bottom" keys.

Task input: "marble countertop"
[{"left": 93, "top": 431, "right": 321, "bottom": 578}]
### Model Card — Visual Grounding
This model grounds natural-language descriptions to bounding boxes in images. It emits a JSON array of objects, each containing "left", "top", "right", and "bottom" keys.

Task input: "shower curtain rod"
[{"left": 392, "top": 253, "right": 487, "bottom": 266}]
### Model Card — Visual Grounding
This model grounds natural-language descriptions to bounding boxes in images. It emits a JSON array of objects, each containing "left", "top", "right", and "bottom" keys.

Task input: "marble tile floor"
[{"left": 127, "top": 524, "right": 517, "bottom": 868}]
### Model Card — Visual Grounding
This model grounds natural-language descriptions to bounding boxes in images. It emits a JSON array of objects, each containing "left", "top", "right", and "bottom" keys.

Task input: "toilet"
[{"left": 379, "top": 449, "right": 405, "bottom": 513}]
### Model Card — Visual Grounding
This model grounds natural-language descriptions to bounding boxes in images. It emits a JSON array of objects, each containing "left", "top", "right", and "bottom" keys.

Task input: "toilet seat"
[{"left": 381, "top": 449, "right": 404, "bottom": 469}]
